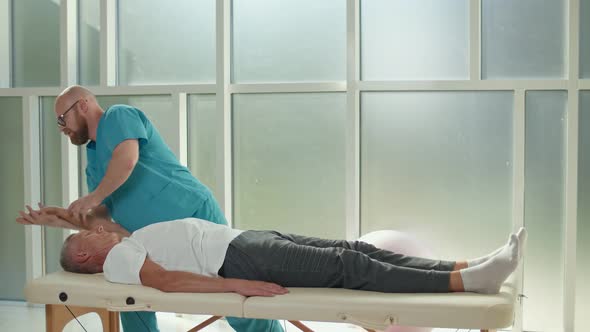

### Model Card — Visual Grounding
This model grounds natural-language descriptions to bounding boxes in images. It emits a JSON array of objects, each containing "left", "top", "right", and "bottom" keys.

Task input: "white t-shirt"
[{"left": 103, "top": 218, "right": 244, "bottom": 285}]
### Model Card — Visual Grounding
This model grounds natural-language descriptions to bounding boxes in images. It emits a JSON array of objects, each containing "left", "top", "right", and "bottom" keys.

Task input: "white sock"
[
  {"left": 460, "top": 234, "right": 520, "bottom": 294},
  {"left": 466, "top": 227, "right": 528, "bottom": 268},
  {"left": 466, "top": 235, "right": 512, "bottom": 268}
]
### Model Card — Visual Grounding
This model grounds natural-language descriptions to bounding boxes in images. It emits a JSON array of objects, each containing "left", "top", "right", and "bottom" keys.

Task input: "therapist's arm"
[
  {"left": 140, "top": 258, "right": 289, "bottom": 296},
  {"left": 94, "top": 139, "right": 139, "bottom": 200},
  {"left": 90, "top": 204, "right": 111, "bottom": 219},
  {"left": 68, "top": 139, "right": 139, "bottom": 218}
]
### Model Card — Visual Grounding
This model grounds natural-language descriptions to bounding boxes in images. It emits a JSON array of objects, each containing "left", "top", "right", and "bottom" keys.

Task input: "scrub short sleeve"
[
  {"left": 102, "top": 106, "right": 148, "bottom": 153},
  {"left": 103, "top": 237, "right": 147, "bottom": 285}
]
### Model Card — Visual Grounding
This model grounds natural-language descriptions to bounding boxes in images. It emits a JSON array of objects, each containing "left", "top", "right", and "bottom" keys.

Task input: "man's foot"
[
  {"left": 460, "top": 234, "right": 520, "bottom": 294},
  {"left": 467, "top": 234, "right": 512, "bottom": 268},
  {"left": 466, "top": 227, "right": 527, "bottom": 268}
]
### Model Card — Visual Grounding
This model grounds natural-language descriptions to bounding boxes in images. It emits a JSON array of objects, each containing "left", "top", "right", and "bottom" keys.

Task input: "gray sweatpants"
[{"left": 218, "top": 230, "right": 456, "bottom": 293}]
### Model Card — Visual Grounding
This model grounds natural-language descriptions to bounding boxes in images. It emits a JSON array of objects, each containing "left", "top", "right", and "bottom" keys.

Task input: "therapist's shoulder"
[{"left": 104, "top": 104, "right": 148, "bottom": 123}]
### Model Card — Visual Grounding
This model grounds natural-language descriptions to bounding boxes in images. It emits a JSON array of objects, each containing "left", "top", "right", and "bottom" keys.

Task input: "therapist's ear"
[{"left": 81, "top": 99, "right": 88, "bottom": 113}]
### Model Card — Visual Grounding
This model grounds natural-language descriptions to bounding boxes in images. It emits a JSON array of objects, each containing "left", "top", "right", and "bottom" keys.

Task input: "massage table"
[{"left": 25, "top": 271, "right": 518, "bottom": 332}]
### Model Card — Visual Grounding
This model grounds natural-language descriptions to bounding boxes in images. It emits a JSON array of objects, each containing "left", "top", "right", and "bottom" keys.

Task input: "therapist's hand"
[{"left": 67, "top": 192, "right": 103, "bottom": 223}]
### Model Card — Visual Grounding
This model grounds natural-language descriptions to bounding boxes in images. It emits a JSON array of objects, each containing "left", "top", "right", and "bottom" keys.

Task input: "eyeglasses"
[{"left": 57, "top": 100, "right": 80, "bottom": 127}]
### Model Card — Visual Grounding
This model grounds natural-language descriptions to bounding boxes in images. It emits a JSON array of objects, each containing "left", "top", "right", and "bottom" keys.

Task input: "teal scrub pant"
[
  {"left": 120, "top": 196, "right": 284, "bottom": 332},
  {"left": 120, "top": 311, "right": 284, "bottom": 332}
]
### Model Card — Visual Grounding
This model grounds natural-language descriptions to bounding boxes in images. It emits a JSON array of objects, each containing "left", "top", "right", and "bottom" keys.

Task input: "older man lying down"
[{"left": 20, "top": 206, "right": 526, "bottom": 296}]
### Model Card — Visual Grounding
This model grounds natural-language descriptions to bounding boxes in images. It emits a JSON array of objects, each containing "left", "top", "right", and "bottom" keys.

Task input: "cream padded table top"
[
  {"left": 243, "top": 277, "right": 517, "bottom": 330},
  {"left": 25, "top": 271, "right": 245, "bottom": 318},
  {"left": 25, "top": 271, "right": 518, "bottom": 330}
]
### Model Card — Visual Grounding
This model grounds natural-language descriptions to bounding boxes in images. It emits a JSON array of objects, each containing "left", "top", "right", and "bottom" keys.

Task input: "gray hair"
[{"left": 60, "top": 234, "right": 93, "bottom": 274}]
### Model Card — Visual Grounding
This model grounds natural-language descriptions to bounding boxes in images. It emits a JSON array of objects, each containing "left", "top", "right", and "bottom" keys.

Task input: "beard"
[{"left": 69, "top": 127, "right": 90, "bottom": 145}]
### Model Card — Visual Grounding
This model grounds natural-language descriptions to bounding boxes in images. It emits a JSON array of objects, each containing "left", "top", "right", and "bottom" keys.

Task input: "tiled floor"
[{"left": 0, "top": 301, "right": 480, "bottom": 332}]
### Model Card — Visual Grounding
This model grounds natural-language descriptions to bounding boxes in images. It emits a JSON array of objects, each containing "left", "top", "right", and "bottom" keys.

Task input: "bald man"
[{"left": 52, "top": 86, "right": 284, "bottom": 332}]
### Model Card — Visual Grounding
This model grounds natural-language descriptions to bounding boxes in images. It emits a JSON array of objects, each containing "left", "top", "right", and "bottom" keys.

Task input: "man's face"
[
  {"left": 71, "top": 227, "right": 121, "bottom": 255},
  {"left": 55, "top": 99, "right": 90, "bottom": 145}
]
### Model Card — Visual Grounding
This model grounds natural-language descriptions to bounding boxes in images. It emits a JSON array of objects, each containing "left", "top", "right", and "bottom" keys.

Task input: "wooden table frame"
[{"left": 44, "top": 304, "right": 497, "bottom": 332}]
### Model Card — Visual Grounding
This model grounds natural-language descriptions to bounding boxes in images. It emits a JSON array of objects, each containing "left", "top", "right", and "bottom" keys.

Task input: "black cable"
[
  {"left": 64, "top": 305, "right": 89, "bottom": 332},
  {"left": 134, "top": 311, "right": 154, "bottom": 332}
]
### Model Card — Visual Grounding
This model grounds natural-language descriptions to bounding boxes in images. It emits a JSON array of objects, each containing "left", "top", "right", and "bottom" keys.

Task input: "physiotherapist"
[{"left": 53, "top": 85, "right": 284, "bottom": 332}]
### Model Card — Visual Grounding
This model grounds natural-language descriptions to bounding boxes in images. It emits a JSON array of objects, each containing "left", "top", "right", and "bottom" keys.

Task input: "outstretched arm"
[
  {"left": 49, "top": 206, "right": 130, "bottom": 236},
  {"left": 17, "top": 204, "right": 80, "bottom": 230},
  {"left": 139, "top": 258, "right": 289, "bottom": 297},
  {"left": 17, "top": 203, "right": 130, "bottom": 237}
]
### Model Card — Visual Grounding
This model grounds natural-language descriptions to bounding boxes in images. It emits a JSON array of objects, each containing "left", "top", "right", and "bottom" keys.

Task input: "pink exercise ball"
[
  {"left": 358, "top": 230, "right": 434, "bottom": 332},
  {"left": 358, "top": 230, "right": 434, "bottom": 259}
]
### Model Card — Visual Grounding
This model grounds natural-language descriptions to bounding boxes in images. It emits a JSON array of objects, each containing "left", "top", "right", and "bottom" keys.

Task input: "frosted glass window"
[
  {"left": 232, "top": 0, "right": 346, "bottom": 83},
  {"left": 482, "top": 0, "right": 566, "bottom": 79},
  {"left": 187, "top": 95, "right": 222, "bottom": 202},
  {"left": 361, "top": 92, "right": 513, "bottom": 259},
  {"left": 361, "top": 0, "right": 468, "bottom": 81},
  {"left": 523, "top": 91, "right": 566, "bottom": 332},
  {"left": 0, "top": 1, "right": 9, "bottom": 88},
  {"left": 95, "top": 95, "right": 177, "bottom": 156},
  {"left": 118, "top": 0, "right": 215, "bottom": 85},
  {"left": 12, "top": 0, "right": 61, "bottom": 87},
  {"left": 581, "top": 0, "right": 590, "bottom": 78},
  {"left": 79, "top": 0, "right": 100, "bottom": 86},
  {"left": 0, "top": 97, "right": 25, "bottom": 300},
  {"left": 577, "top": 91, "right": 590, "bottom": 332},
  {"left": 233, "top": 93, "right": 346, "bottom": 238},
  {"left": 41, "top": 97, "right": 65, "bottom": 274}
]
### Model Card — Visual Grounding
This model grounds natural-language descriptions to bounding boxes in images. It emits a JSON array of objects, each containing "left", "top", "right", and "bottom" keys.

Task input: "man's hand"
[
  {"left": 38, "top": 205, "right": 69, "bottom": 217},
  {"left": 16, "top": 203, "right": 78, "bottom": 229},
  {"left": 67, "top": 192, "right": 103, "bottom": 222},
  {"left": 228, "top": 279, "right": 289, "bottom": 297}
]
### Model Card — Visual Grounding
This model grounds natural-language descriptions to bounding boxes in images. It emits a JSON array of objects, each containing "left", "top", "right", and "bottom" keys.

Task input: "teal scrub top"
[{"left": 86, "top": 104, "right": 213, "bottom": 232}]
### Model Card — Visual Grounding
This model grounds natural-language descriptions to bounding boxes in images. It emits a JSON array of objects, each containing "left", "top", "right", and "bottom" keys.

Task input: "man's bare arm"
[
  {"left": 49, "top": 207, "right": 130, "bottom": 236},
  {"left": 17, "top": 204, "right": 130, "bottom": 237},
  {"left": 139, "top": 258, "right": 288, "bottom": 297},
  {"left": 17, "top": 204, "right": 80, "bottom": 230}
]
